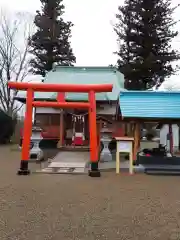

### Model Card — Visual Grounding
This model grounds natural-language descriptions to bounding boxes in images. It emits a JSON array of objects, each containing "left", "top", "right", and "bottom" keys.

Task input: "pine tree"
[
  {"left": 29, "top": 0, "right": 76, "bottom": 77},
  {"left": 114, "top": 0, "right": 180, "bottom": 90}
]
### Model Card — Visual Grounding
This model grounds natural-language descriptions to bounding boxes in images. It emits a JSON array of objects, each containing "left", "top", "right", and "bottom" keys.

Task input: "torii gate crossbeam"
[{"left": 8, "top": 82, "right": 113, "bottom": 177}]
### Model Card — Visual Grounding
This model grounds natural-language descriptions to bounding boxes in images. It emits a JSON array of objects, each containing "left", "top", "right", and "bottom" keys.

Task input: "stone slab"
[{"left": 40, "top": 151, "right": 89, "bottom": 174}]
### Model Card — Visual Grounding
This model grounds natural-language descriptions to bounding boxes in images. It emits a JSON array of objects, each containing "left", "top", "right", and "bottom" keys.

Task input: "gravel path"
[{"left": 0, "top": 145, "right": 180, "bottom": 240}]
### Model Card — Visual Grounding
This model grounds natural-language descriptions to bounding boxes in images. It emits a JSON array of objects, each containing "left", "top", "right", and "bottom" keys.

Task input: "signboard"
[
  {"left": 117, "top": 140, "right": 132, "bottom": 153},
  {"left": 116, "top": 138, "right": 134, "bottom": 175}
]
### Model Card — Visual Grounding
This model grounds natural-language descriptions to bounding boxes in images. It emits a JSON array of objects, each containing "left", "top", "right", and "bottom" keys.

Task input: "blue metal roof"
[{"left": 119, "top": 91, "right": 180, "bottom": 119}]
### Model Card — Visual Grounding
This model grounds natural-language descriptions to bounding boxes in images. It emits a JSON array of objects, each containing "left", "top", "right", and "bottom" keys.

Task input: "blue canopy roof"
[{"left": 119, "top": 91, "right": 180, "bottom": 119}]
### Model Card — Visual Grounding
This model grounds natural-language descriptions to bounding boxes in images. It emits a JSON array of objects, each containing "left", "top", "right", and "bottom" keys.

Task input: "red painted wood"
[
  {"left": 8, "top": 82, "right": 113, "bottom": 93},
  {"left": 32, "top": 101, "right": 90, "bottom": 109}
]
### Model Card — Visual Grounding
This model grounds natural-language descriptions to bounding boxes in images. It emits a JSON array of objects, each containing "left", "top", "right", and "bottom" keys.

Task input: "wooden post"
[
  {"left": 169, "top": 124, "right": 173, "bottom": 154},
  {"left": 57, "top": 92, "right": 65, "bottom": 148},
  {"left": 98, "top": 119, "right": 103, "bottom": 159},
  {"left": 122, "top": 122, "right": 126, "bottom": 136},
  {"left": 88, "top": 91, "right": 100, "bottom": 177},
  {"left": 129, "top": 145, "right": 133, "bottom": 175},
  {"left": 19, "top": 88, "right": 34, "bottom": 175},
  {"left": 59, "top": 110, "right": 64, "bottom": 147},
  {"left": 133, "top": 122, "right": 140, "bottom": 161},
  {"left": 126, "top": 122, "right": 132, "bottom": 136},
  {"left": 99, "top": 118, "right": 102, "bottom": 146}
]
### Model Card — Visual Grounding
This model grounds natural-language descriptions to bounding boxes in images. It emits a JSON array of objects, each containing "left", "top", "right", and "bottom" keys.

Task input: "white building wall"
[{"left": 35, "top": 107, "right": 61, "bottom": 114}]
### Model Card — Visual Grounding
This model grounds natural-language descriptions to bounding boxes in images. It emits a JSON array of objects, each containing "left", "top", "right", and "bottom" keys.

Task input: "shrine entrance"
[
  {"left": 64, "top": 110, "right": 88, "bottom": 146},
  {"left": 71, "top": 112, "right": 87, "bottom": 146},
  {"left": 8, "top": 81, "right": 112, "bottom": 177}
]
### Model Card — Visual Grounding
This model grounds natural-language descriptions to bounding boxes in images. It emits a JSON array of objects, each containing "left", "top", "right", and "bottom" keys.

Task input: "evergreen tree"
[
  {"left": 114, "top": 0, "right": 180, "bottom": 90},
  {"left": 29, "top": 0, "right": 76, "bottom": 77}
]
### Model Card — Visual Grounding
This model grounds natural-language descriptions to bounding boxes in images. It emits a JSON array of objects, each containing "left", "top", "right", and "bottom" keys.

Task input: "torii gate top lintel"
[{"left": 8, "top": 82, "right": 112, "bottom": 93}]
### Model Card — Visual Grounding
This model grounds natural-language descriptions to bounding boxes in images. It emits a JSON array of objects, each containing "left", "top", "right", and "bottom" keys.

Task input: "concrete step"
[
  {"left": 40, "top": 150, "right": 89, "bottom": 174},
  {"left": 41, "top": 161, "right": 87, "bottom": 174}
]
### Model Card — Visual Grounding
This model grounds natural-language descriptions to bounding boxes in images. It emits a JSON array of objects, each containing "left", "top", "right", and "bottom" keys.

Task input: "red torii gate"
[{"left": 8, "top": 81, "right": 113, "bottom": 177}]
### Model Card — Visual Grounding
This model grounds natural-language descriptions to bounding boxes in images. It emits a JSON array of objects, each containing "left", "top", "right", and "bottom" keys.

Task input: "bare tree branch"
[{"left": 0, "top": 9, "right": 34, "bottom": 118}]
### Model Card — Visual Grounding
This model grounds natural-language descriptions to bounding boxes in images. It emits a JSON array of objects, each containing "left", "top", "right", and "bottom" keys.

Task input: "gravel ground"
[{"left": 1, "top": 145, "right": 180, "bottom": 240}]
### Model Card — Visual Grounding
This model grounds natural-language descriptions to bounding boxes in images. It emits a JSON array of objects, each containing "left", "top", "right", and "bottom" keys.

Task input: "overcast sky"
[{"left": 0, "top": 0, "right": 180, "bottom": 83}]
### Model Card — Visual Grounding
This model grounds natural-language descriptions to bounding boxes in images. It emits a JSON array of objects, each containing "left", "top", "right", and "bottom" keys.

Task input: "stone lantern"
[
  {"left": 30, "top": 126, "right": 44, "bottom": 161},
  {"left": 100, "top": 123, "right": 112, "bottom": 162}
]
